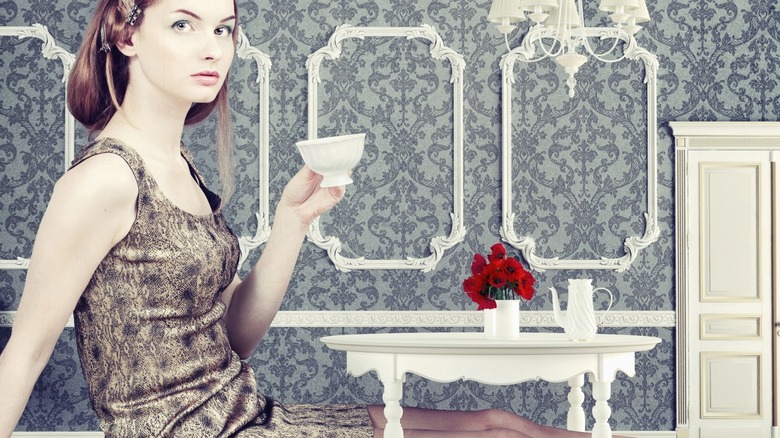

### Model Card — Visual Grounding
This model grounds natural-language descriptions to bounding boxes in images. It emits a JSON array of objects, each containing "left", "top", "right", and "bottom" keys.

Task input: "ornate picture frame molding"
[
  {"left": 0, "top": 24, "right": 75, "bottom": 271},
  {"left": 499, "top": 29, "right": 660, "bottom": 272},
  {"left": 304, "top": 24, "right": 466, "bottom": 272},
  {"left": 234, "top": 29, "right": 273, "bottom": 267}
]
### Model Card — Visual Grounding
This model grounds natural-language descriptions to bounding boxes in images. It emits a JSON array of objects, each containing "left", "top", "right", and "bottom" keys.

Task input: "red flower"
[
  {"left": 470, "top": 253, "right": 487, "bottom": 276},
  {"left": 503, "top": 257, "right": 523, "bottom": 283},
  {"left": 517, "top": 270, "right": 535, "bottom": 300},
  {"left": 477, "top": 298, "right": 497, "bottom": 310},
  {"left": 462, "top": 242, "right": 536, "bottom": 308},
  {"left": 488, "top": 243, "right": 506, "bottom": 263},
  {"left": 462, "top": 276, "right": 482, "bottom": 294},
  {"left": 488, "top": 271, "right": 508, "bottom": 289}
]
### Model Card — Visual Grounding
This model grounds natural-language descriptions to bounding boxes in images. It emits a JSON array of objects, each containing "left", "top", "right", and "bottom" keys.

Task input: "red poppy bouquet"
[{"left": 462, "top": 243, "right": 535, "bottom": 310}]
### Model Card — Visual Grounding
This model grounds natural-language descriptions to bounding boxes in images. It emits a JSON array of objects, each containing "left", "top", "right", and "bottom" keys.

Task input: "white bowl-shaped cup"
[{"left": 295, "top": 133, "right": 365, "bottom": 188}]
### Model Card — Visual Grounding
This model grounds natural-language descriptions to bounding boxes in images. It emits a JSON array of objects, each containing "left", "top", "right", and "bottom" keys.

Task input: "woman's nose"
[{"left": 202, "top": 35, "right": 224, "bottom": 61}]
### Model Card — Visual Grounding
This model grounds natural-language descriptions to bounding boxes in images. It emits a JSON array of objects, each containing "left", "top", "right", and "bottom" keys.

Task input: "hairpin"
[
  {"left": 126, "top": 2, "right": 141, "bottom": 26},
  {"left": 99, "top": 25, "right": 111, "bottom": 53}
]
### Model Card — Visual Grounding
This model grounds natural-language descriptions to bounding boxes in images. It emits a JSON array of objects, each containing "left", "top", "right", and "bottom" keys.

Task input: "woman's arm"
[
  {"left": 0, "top": 154, "right": 136, "bottom": 436},
  {"left": 221, "top": 167, "right": 344, "bottom": 359}
]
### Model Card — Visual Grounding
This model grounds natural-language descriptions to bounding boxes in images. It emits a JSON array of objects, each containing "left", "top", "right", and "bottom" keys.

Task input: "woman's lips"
[{"left": 192, "top": 71, "right": 220, "bottom": 86}]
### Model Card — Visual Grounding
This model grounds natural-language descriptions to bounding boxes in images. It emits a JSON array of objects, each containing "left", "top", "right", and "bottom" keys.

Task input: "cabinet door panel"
[
  {"left": 699, "top": 162, "right": 761, "bottom": 301},
  {"left": 700, "top": 352, "right": 761, "bottom": 418},
  {"left": 686, "top": 150, "right": 773, "bottom": 436}
]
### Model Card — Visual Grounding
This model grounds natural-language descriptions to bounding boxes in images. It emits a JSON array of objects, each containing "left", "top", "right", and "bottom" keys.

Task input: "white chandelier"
[{"left": 487, "top": 0, "right": 651, "bottom": 97}]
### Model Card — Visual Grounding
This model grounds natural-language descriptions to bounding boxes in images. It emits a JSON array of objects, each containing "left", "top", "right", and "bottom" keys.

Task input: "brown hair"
[{"left": 67, "top": 0, "right": 238, "bottom": 200}]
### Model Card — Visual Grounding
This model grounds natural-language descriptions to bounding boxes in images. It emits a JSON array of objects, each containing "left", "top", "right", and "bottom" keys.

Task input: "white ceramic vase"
[{"left": 483, "top": 300, "right": 519, "bottom": 339}]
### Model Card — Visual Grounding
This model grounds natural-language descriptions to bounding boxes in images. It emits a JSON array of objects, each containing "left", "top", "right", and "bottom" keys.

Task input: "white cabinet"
[{"left": 672, "top": 122, "right": 778, "bottom": 438}]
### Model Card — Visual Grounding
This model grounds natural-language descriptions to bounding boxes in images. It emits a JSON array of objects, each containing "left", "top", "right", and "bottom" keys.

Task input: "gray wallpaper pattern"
[{"left": 0, "top": 0, "right": 776, "bottom": 433}]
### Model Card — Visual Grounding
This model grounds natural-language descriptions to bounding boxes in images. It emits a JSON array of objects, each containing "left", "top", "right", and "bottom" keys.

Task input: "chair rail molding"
[
  {"left": 0, "top": 309, "right": 676, "bottom": 328},
  {"left": 304, "top": 24, "right": 466, "bottom": 272},
  {"left": 234, "top": 28, "right": 272, "bottom": 268},
  {"left": 499, "top": 28, "right": 660, "bottom": 272},
  {"left": 0, "top": 24, "right": 75, "bottom": 271}
]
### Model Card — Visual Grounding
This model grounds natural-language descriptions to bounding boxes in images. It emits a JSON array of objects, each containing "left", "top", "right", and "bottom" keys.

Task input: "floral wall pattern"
[{"left": 0, "top": 0, "right": 777, "bottom": 433}]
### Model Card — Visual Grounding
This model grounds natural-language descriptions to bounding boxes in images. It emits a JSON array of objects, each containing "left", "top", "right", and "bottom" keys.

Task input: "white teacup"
[{"left": 295, "top": 133, "right": 366, "bottom": 188}]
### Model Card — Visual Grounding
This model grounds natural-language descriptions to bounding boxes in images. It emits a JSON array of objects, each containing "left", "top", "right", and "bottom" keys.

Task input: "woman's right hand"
[{"left": 277, "top": 166, "right": 346, "bottom": 229}]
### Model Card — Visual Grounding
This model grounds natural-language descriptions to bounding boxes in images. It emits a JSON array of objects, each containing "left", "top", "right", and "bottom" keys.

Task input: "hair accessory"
[
  {"left": 126, "top": 3, "right": 141, "bottom": 26},
  {"left": 99, "top": 25, "right": 111, "bottom": 53}
]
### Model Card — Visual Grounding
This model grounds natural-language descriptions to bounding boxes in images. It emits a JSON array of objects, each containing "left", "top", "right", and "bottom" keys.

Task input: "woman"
[{"left": 0, "top": 1, "right": 623, "bottom": 437}]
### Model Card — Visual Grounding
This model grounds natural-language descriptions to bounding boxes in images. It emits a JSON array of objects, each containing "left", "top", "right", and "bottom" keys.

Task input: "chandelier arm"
[
  {"left": 579, "top": 34, "right": 621, "bottom": 58},
  {"left": 524, "top": 26, "right": 564, "bottom": 60},
  {"left": 537, "top": 36, "right": 564, "bottom": 59},
  {"left": 574, "top": 0, "right": 620, "bottom": 61},
  {"left": 578, "top": 37, "right": 629, "bottom": 65},
  {"left": 574, "top": 27, "right": 635, "bottom": 64},
  {"left": 582, "top": 46, "right": 628, "bottom": 63}
]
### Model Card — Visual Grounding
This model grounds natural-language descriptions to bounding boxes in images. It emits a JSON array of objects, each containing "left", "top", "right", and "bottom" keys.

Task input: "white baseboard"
[{"left": 11, "top": 431, "right": 677, "bottom": 437}]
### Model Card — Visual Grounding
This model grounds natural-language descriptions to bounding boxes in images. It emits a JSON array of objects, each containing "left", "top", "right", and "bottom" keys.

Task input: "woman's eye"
[
  {"left": 215, "top": 25, "right": 233, "bottom": 36},
  {"left": 172, "top": 20, "right": 192, "bottom": 31}
]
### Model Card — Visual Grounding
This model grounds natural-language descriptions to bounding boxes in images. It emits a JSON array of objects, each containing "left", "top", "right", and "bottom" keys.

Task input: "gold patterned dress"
[{"left": 71, "top": 139, "right": 373, "bottom": 437}]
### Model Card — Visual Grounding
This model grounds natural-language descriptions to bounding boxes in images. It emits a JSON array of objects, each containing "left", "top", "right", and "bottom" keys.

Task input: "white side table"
[{"left": 321, "top": 332, "right": 661, "bottom": 438}]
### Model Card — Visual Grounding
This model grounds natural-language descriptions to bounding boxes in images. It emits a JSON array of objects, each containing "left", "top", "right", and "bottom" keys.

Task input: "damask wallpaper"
[{"left": 0, "top": 0, "right": 776, "bottom": 433}]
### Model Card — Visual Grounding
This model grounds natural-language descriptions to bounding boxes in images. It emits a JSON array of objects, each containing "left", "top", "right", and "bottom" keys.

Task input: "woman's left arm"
[{"left": 221, "top": 166, "right": 345, "bottom": 359}]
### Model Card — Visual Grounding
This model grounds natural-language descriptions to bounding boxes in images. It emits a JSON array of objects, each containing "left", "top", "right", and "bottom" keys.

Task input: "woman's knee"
[{"left": 477, "top": 408, "right": 515, "bottom": 430}]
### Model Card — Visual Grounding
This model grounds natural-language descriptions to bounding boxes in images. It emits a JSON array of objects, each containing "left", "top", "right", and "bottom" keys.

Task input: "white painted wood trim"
[
  {"left": 670, "top": 121, "right": 780, "bottom": 138},
  {"left": 304, "top": 24, "right": 466, "bottom": 272},
  {"left": 674, "top": 132, "right": 780, "bottom": 435},
  {"left": 499, "top": 29, "right": 660, "bottom": 272},
  {"left": 0, "top": 310, "right": 675, "bottom": 328}
]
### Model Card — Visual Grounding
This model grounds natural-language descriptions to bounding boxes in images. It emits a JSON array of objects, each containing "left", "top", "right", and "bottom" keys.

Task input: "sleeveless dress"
[{"left": 71, "top": 138, "right": 373, "bottom": 437}]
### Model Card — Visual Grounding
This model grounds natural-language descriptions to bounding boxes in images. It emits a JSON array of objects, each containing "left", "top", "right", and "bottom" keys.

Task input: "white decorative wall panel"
[
  {"left": 304, "top": 24, "right": 466, "bottom": 272},
  {"left": 234, "top": 29, "right": 272, "bottom": 267},
  {"left": 500, "top": 30, "right": 660, "bottom": 272},
  {"left": 0, "top": 24, "right": 74, "bottom": 271}
]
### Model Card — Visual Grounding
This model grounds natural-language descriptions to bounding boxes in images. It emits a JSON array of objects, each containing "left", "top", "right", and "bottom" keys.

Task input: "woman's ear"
[{"left": 115, "top": 30, "right": 137, "bottom": 57}]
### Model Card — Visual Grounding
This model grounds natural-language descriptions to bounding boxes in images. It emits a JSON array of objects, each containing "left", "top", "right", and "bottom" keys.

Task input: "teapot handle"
[{"left": 593, "top": 287, "right": 614, "bottom": 326}]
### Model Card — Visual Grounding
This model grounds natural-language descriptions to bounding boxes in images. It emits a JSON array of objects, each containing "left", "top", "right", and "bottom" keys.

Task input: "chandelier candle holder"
[{"left": 487, "top": 0, "right": 651, "bottom": 97}]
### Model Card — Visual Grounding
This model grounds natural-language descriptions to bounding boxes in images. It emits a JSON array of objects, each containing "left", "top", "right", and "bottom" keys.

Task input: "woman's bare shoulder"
[
  {"left": 57, "top": 152, "right": 138, "bottom": 206},
  {"left": 46, "top": 152, "right": 139, "bottom": 243}
]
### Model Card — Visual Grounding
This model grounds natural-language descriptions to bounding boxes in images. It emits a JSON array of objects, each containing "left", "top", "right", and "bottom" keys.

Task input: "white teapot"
[{"left": 549, "top": 279, "right": 613, "bottom": 341}]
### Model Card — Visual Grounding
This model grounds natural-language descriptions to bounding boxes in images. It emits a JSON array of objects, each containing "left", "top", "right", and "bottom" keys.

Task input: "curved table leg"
[
  {"left": 592, "top": 380, "right": 613, "bottom": 438},
  {"left": 380, "top": 376, "right": 405, "bottom": 438},
  {"left": 566, "top": 374, "right": 586, "bottom": 431}
]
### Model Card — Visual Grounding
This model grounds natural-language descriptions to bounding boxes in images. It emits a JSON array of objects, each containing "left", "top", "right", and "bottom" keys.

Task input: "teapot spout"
[{"left": 549, "top": 287, "right": 567, "bottom": 328}]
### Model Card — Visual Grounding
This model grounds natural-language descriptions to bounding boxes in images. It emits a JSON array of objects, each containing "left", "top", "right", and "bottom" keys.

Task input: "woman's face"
[{"left": 122, "top": 0, "right": 236, "bottom": 107}]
